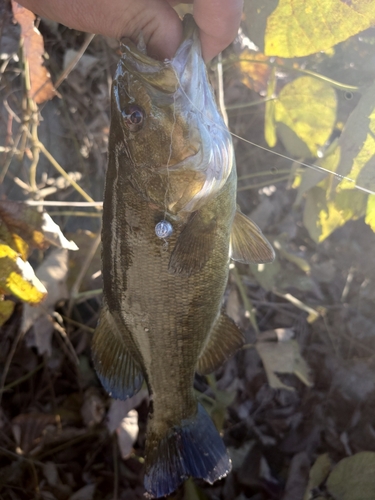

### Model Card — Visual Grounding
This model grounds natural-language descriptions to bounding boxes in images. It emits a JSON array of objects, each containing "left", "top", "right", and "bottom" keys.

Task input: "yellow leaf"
[
  {"left": 0, "top": 243, "right": 47, "bottom": 304},
  {"left": 0, "top": 223, "right": 29, "bottom": 260},
  {"left": 264, "top": 0, "right": 375, "bottom": 57},
  {"left": 273, "top": 77, "right": 337, "bottom": 157},
  {"left": 0, "top": 201, "right": 78, "bottom": 252},
  {"left": 0, "top": 201, "right": 47, "bottom": 250},
  {"left": 304, "top": 187, "right": 367, "bottom": 243},
  {"left": 0, "top": 299, "right": 15, "bottom": 326},
  {"left": 365, "top": 195, "right": 375, "bottom": 232},
  {"left": 264, "top": 67, "right": 277, "bottom": 147}
]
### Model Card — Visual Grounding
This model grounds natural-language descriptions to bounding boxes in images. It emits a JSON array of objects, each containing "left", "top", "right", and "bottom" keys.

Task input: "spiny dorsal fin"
[
  {"left": 168, "top": 211, "right": 217, "bottom": 276},
  {"left": 196, "top": 313, "right": 244, "bottom": 375},
  {"left": 230, "top": 209, "right": 275, "bottom": 264},
  {"left": 92, "top": 307, "right": 144, "bottom": 400}
]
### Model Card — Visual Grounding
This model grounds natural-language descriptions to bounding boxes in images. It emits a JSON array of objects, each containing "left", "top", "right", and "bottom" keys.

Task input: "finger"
[
  {"left": 193, "top": 0, "right": 243, "bottom": 61},
  {"left": 16, "top": 0, "right": 183, "bottom": 60}
]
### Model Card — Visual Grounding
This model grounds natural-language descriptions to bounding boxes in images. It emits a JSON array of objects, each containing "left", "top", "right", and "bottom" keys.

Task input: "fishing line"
[
  {"left": 168, "top": 56, "right": 375, "bottom": 197},
  {"left": 160, "top": 81, "right": 177, "bottom": 238},
  {"left": 229, "top": 132, "right": 375, "bottom": 196}
]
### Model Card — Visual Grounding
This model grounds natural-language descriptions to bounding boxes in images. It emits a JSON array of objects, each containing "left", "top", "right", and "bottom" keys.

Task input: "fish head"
[{"left": 112, "top": 15, "right": 233, "bottom": 214}]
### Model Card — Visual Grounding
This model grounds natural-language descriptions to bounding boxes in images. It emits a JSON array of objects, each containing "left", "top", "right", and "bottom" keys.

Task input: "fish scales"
[{"left": 92, "top": 15, "right": 275, "bottom": 499}]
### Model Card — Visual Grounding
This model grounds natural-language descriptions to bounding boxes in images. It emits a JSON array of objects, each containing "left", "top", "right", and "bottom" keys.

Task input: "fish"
[{"left": 92, "top": 14, "right": 274, "bottom": 499}]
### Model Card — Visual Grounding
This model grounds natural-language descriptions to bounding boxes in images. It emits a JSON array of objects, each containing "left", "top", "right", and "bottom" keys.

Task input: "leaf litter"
[{"left": 1, "top": 3, "right": 375, "bottom": 500}]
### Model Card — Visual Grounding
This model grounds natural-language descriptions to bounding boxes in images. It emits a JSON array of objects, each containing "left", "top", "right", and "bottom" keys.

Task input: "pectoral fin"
[
  {"left": 196, "top": 313, "right": 245, "bottom": 375},
  {"left": 168, "top": 211, "right": 216, "bottom": 275},
  {"left": 92, "top": 307, "right": 144, "bottom": 400},
  {"left": 231, "top": 209, "right": 275, "bottom": 264}
]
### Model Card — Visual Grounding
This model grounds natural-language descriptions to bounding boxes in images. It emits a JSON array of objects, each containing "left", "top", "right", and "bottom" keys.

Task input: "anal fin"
[
  {"left": 168, "top": 210, "right": 216, "bottom": 275},
  {"left": 196, "top": 313, "right": 245, "bottom": 375},
  {"left": 92, "top": 307, "right": 144, "bottom": 400},
  {"left": 231, "top": 209, "right": 275, "bottom": 264}
]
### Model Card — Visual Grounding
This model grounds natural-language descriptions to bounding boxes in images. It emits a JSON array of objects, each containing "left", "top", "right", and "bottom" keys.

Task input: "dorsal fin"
[{"left": 231, "top": 209, "right": 275, "bottom": 264}]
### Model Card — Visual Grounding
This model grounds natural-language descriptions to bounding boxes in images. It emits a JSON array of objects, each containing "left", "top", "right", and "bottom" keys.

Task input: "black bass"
[{"left": 92, "top": 15, "right": 274, "bottom": 498}]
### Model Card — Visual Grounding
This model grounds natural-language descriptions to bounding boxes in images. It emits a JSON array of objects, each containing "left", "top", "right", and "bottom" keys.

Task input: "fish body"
[{"left": 93, "top": 16, "right": 274, "bottom": 498}]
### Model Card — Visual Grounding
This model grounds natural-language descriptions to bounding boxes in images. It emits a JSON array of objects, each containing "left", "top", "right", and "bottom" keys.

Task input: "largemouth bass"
[{"left": 92, "top": 15, "right": 274, "bottom": 498}]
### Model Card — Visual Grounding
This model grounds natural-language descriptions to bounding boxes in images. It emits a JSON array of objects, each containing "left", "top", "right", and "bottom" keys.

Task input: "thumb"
[{"left": 16, "top": 0, "right": 183, "bottom": 59}]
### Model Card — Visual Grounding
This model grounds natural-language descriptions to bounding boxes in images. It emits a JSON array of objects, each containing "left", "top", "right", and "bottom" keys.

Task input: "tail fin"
[{"left": 144, "top": 403, "right": 231, "bottom": 498}]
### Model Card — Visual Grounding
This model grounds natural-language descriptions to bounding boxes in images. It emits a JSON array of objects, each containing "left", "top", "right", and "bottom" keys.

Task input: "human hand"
[{"left": 16, "top": 0, "right": 243, "bottom": 61}]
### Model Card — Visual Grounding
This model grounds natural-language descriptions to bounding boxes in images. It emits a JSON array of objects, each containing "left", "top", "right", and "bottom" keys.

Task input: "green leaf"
[
  {"left": 183, "top": 478, "right": 209, "bottom": 500},
  {"left": 0, "top": 243, "right": 47, "bottom": 304},
  {"left": 336, "top": 83, "right": 375, "bottom": 191},
  {"left": 303, "top": 453, "right": 332, "bottom": 500},
  {"left": 273, "top": 77, "right": 337, "bottom": 157},
  {"left": 294, "top": 141, "right": 340, "bottom": 205},
  {"left": 260, "top": 0, "right": 375, "bottom": 58},
  {"left": 250, "top": 260, "right": 281, "bottom": 291},
  {"left": 276, "top": 122, "right": 312, "bottom": 158},
  {"left": 326, "top": 452, "right": 375, "bottom": 500},
  {"left": 0, "top": 299, "right": 15, "bottom": 326},
  {"left": 273, "top": 238, "right": 311, "bottom": 273}
]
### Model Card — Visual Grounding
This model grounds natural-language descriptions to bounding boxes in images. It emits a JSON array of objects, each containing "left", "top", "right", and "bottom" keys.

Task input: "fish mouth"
[{"left": 118, "top": 15, "right": 201, "bottom": 94}]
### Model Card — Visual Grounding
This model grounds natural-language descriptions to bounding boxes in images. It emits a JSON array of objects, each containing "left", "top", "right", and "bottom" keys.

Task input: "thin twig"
[
  {"left": 60, "top": 315, "right": 96, "bottom": 333},
  {"left": 54, "top": 34, "right": 95, "bottom": 90},
  {"left": 36, "top": 141, "right": 95, "bottom": 203},
  {"left": 0, "top": 328, "right": 24, "bottom": 408},
  {"left": 238, "top": 168, "right": 292, "bottom": 181},
  {"left": 24, "top": 200, "right": 103, "bottom": 207},
  {"left": 273, "top": 290, "right": 320, "bottom": 323},
  {"left": 237, "top": 175, "right": 290, "bottom": 191},
  {"left": 113, "top": 434, "right": 119, "bottom": 500},
  {"left": 37, "top": 430, "right": 99, "bottom": 459},
  {"left": 0, "top": 362, "right": 45, "bottom": 395}
]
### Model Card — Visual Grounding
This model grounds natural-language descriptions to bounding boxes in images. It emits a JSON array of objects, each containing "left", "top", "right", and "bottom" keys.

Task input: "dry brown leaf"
[
  {"left": 22, "top": 248, "right": 69, "bottom": 355},
  {"left": 256, "top": 333, "right": 313, "bottom": 391},
  {"left": 238, "top": 50, "right": 273, "bottom": 93},
  {"left": 11, "top": 1, "right": 57, "bottom": 104},
  {"left": 69, "top": 484, "right": 96, "bottom": 500},
  {"left": 0, "top": 201, "right": 78, "bottom": 252},
  {"left": 80, "top": 388, "right": 105, "bottom": 427},
  {"left": 11, "top": 413, "right": 57, "bottom": 455}
]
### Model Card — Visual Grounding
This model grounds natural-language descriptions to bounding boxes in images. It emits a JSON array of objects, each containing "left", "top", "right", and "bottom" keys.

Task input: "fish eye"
[{"left": 122, "top": 105, "right": 145, "bottom": 132}]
